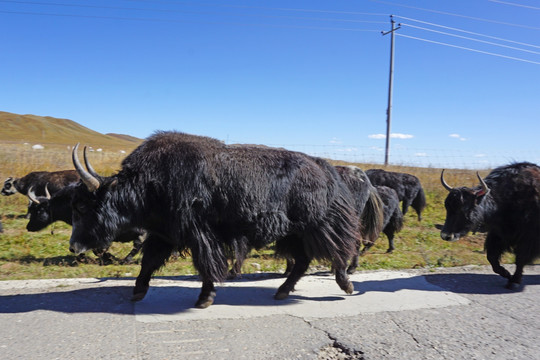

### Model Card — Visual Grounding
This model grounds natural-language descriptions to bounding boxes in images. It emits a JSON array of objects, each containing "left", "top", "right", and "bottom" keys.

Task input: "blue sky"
[{"left": 1, "top": 0, "right": 539, "bottom": 168}]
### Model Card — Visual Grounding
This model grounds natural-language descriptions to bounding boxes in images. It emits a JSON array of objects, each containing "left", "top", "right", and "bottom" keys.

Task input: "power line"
[
  {"left": 395, "top": 16, "right": 540, "bottom": 49},
  {"left": 367, "top": 0, "right": 540, "bottom": 30},
  {"left": 401, "top": 23, "right": 540, "bottom": 56},
  {"left": 0, "top": 0, "right": 388, "bottom": 17},
  {"left": 0, "top": 0, "right": 387, "bottom": 29},
  {"left": 123, "top": 0, "right": 389, "bottom": 16},
  {"left": 396, "top": 33, "right": 540, "bottom": 65},
  {"left": 488, "top": 0, "right": 540, "bottom": 10},
  {"left": 0, "top": 9, "right": 381, "bottom": 32}
]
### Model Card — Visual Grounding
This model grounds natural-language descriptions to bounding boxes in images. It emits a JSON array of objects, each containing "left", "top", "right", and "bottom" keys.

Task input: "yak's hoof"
[
  {"left": 131, "top": 285, "right": 149, "bottom": 302},
  {"left": 346, "top": 267, "right": 356, "bottom": 275},
  {"left": 386, "top": 249, "right": 394, "bottom": 254},
  {"left": 343, "top": 282, "right": 354, "bottom": 295},
  {"left": 505, "top": 281, "right": 522, "bottom": 291},
  {"left": 195, "top": 297, "right": 214, "bottom": 309},
  {"left": 131, "top": 292, "right": 147, "bottom": 302},
  {"left": 274, "top": 291, "right": 289, "bottom": 300}
]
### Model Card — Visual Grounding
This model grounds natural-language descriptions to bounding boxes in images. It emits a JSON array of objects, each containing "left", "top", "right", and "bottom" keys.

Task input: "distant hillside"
[{"left": 0, "top": 111, "right": 142, "bottom": 149}]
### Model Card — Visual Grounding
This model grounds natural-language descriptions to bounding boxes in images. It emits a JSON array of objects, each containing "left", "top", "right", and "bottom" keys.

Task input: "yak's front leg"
[
  {"left": 485, "top": 234, "right": 511, "bottom": 281},
  {"left": 195, "top": 279, "right": 217, "bottom": 309},
  {"left": 132, "top": 235, "right": 173, "bottom": 302},
  {"left": 334, "top": 260, "right": 354, "bottom": 294},
  {"left": 507, "top": 248, "right": 528, "bottom": 290}
]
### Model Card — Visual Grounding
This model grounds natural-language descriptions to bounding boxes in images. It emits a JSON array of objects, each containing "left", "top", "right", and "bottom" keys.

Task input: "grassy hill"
[{"left": 0, "top": 111, "right": 142, "bottom": 149}]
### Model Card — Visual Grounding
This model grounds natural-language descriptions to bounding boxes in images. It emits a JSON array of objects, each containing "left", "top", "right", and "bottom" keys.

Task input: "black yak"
[
  {"left": 227, "top": 165, "right": 385, "bottom": 277},
  {"left": 2, "top": 170, "right": 80, "bottom": 197},
  {"left": 440, "top": 162, "right": 540, "bottom": 289},
  {"left": 334, "top": 166, "right": 384, "bottom": 274},
  {"left": 365, "top": 169, "right": 426, "bottom": 221},
  {"left": 361, "top": 185, "right": 403, "bottom": 254},
  {"left": 26, "top": 185, "right": 145, "bottom": 264},
  {"left": 69, "top": 131, "right": 360, "bottom": 308}
]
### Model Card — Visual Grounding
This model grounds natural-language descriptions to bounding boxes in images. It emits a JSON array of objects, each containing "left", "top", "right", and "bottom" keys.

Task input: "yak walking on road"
[
  {"left": 440, "top": 162, "right": 540, "bottom": 289},
  {"left": 69, "top": 131, "right": 361, "bottom": 308},
  {"left": 227, "top": 165, "right": 384, "bottom": 278},
  {"left": 334, "top": 166, "right": 384, "bottom": 274}
]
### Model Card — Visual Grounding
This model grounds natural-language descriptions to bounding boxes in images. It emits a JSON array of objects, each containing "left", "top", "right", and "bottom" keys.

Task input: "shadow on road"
[
  {"left": 352, "top": 272, "right": 540, "bottom": 296},
  {"left": 1, "top": 272, "right": 538, "bottom": 315}
]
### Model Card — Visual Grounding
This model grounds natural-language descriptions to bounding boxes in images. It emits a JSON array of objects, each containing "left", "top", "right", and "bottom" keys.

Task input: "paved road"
[{"left": 0, "top": 264, "right": 538, "bottom": 359}]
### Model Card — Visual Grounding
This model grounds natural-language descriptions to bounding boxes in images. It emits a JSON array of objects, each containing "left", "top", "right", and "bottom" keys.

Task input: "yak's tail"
[
  {"left": 411, "top": 187, "right": 427, "bottom": 221},
  {"left": 390, "top": 207, "right": 404, "bottom": 234},
  {"left": 360, "top": 187, "right": 384, "bottom": 246}
]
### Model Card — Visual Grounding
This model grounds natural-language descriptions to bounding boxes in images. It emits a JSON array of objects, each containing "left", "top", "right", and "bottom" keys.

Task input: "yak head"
[
  {"left": 69, "top": 144, "right": 121, "bottom": 255},
  {"left": 26, "top": 185, "right": 53, "bottom": 231},
  {"left": 1, "top": 177, "right": 18, "bottom": 196},
  {"left": 439, "top": 170, "right": 490, "bottom": 242}
]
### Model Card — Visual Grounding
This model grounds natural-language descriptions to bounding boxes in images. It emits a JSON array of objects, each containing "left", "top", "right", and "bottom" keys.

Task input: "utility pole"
[{"left": 382, "top": 15, "right": 400, "bottom": 166}]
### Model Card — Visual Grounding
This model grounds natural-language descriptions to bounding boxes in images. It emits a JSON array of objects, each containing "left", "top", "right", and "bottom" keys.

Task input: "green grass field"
[{"left": 0, "top": 143, "right": 512, "bottom": 281}]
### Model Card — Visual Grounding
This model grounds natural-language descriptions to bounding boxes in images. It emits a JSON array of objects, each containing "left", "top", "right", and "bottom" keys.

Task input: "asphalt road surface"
[{"left": 0, "top": 264, "right": 538, "bottom": 359}]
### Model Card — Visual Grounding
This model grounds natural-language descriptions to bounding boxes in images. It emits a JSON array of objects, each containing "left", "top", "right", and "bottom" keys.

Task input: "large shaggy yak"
[
  {"left": 440, "top": 162, "right": 540, "bottom": 289},
  {"left": 69, "top": 131, "right": 360, "bottom": 308},
  {"left": 227, "top": 165, "right": 384, "bottom": 277}
]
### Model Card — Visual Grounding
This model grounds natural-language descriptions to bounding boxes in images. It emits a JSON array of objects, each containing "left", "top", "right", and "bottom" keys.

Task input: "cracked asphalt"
[{"left": 0, "top": 264, "right": 538, "bottom": 359}]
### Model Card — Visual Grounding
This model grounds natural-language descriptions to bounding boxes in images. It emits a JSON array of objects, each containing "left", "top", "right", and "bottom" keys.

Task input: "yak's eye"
[{"left": 75, "top": 202, "right": 88, "bottom": 214}]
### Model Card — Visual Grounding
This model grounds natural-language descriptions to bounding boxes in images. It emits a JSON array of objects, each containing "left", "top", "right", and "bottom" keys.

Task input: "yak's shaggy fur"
[
  {"left": 69, "top": 131, "right": 360, "bottom": 308},
  {"left": 228, "top": 165, "right": 385, "bottom": 277},
  {"left": 440, "top": 162, "right": 540, "bottom": 289},
  {"left": 334, "top": 166, "right": 384, "bottom": 274}
]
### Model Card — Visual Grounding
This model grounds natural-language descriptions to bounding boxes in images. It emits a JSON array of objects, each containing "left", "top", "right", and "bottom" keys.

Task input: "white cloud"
[
  {"left": 368, "top": 133, "right": 413, "bottom": 139},
  {"left": 329, "top": 137, "right": 342, "bottom": 144},
  {"left": 450, "top": 133, "right": 467, "bottom": 141},
  {"left": 336, "top": 147, "right": 359, "bottom": 153},
  {"left": 415, "top": 152, "right": 427, "bottom": 157},
  {"left": 391, "top": 133, "right": 414, "bottom": 139}
]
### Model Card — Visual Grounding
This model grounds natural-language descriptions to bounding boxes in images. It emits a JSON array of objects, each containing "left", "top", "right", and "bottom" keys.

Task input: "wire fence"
[
  {"left": 258, "top": 143, "right": 540, "bottom": 170},
  {"left": 0, "top": 141, "right": 538, "bottom": 176}
]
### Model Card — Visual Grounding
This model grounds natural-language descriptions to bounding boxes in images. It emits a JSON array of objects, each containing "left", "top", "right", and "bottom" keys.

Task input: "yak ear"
[
  {"left": 475, "top": 189, "right": 486, "bottom": 197},
  {"left": 473, "top": 189, "right": 487, "bottom": 205},
  {"left": 107, "top": 178, "right": 118, "bottom": 190}
]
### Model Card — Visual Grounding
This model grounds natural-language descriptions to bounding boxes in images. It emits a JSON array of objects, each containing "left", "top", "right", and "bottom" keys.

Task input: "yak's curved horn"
[
  {"left": 72, "top": 143, "right": 100, "bottom": 192},
  {"left": 476, "top": 172, "right": 491, "bottom": 196},
  {"left": 440, "top": 169, "right": 453, "bottom": 192},
  {"left": 44, "top": 184, "right": 51, "bottom": 200},
  {"left": 83, "top": 146, "right": 100, "bottom": 178},
  {"left": 28, "top": 186, "right": 40, "bottom": 204}
]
